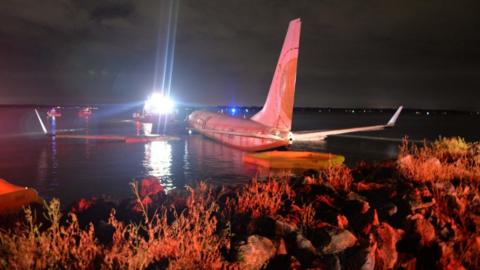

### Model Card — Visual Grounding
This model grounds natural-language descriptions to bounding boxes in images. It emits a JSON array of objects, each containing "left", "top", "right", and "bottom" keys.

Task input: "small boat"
[
  {"left": 78, "top": 106, "right": 94, "bottom": 118},
  {"left": 243, "top": 151, "right": 345, "bottom": 169},
  {"left": 47, "top": 107, "right": 62, "bottom": 118},
  {"left": 0, "top": 179, "right": 42, "bottom": 215}
]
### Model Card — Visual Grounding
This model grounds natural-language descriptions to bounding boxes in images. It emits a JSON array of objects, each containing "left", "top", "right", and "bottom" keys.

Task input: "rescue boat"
[
  {"left": 243, "top": 151, "right": 345, "bottom": 169},
  {"left": 0, "top": 179, "right": 42, "bottom": 215},
  {"left": 47, "top": 107, "right": 62, "bottom": 118}
]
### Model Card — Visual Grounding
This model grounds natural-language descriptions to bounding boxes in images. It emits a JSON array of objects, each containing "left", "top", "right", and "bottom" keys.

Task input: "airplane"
[{"left": 187, "top": 18, "right": 403, "bottom": 152}]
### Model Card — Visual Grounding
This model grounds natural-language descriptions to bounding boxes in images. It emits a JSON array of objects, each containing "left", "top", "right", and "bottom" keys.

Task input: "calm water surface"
[{"left": 0, "top": 106, "right": 478, "bottom": 204}]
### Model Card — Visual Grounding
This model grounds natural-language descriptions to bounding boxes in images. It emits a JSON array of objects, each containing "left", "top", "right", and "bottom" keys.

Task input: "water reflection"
[
  {"left": 36, "top": 136, "right": 59, "bottom": 198},
  {"left": 143, "top": 141, "right": 174, "bottom": 191},
  {"left": 185, "top": 135, "right": 259, "bottom": 184}
]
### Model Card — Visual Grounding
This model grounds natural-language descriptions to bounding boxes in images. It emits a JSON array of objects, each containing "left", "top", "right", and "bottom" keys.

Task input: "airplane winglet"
[
  {"left": 386, "top": 106, "right": 403, "bottom": 127},
  {"left": 35, "top": 109, "right": 48, "bottom": 135}
]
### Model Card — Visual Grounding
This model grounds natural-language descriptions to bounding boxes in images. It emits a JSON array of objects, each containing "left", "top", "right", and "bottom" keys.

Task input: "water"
[{"left": 0, "top": 106, "right": 478, "bottom": 204}]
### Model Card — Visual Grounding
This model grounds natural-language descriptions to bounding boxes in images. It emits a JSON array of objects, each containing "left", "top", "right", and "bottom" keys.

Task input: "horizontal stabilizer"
[
  {"left": 386, "top": 106, "right": 403, "bottom": 127},
  {"left": 292, "top": 106, "right": 403, "bottom": 142}
]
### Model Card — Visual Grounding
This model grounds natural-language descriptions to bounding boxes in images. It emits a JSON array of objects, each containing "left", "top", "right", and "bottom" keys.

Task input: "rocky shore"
[{"left": 0, "top": 138, "right": 479, "bottom": 269}]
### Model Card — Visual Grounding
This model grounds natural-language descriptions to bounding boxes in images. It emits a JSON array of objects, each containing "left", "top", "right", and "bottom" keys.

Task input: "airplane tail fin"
[{"left": 251, "top": 18, "right": 301, "bottom": 132}]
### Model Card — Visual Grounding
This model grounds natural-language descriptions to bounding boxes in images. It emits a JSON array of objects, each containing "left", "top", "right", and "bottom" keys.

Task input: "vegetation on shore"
[{"left": 0, "top": 137, "right": 479, "bottom": 269}]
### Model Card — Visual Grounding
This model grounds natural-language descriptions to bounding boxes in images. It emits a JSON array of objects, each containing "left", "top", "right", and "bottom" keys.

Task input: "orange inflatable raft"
[
  {"left": 243, "top": 151, "right": 345, "bottom": 169},
  {"left": 0, "top": 178, "right": 42, "bottom": 215}
]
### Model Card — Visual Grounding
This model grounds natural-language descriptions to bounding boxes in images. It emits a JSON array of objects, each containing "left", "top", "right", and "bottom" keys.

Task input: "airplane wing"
[
  {"left": 292, "top": 106, "right": 403, "bottom": 142},
  {"left": 35, "top": 109, "right": 48, "bottom": 135}
]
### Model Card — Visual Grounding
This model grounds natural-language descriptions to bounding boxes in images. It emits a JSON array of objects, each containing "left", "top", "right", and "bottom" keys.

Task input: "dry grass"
[
  {"left": 429, "top": 181, "right": 480, "bottom": 269},
  {"left": 398, "top": 137, "right": 480, "bottom": 182},
  {"left": 0, "top": 200, "right": 100, "bottom": 269},
  {"left": 234, "top": 177, "right": 294, "bottom": 219},
  {"left": 320, "top": 165, "right": 353, "bottom": 191},
  {"left": 399, "top": 137, "right": 480, "bottom": 269},
  {"left": 0, "top": 182, "right": 228, "bottom": 270}
]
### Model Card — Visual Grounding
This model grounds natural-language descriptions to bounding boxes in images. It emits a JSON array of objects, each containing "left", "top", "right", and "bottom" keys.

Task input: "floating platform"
[
  {"left": 54, "top": 134, "right": 180, "bottom": 143},
  {"left": 243, "top": 151, "right": 345, "bottom": 169},
  {"left": 0, "top": 179, "right": 42, "bottom": 215}
]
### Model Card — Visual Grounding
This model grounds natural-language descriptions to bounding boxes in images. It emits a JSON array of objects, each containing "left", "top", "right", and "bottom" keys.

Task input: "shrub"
[
  {"left": 398, "top": 138, "right": 480, "bottom": 182},
  {"left": 235, "top": 178, "right": 294, "bottom": 218},
  {"left": 0, "top": 199, "right": 100, "bottom": 269}
]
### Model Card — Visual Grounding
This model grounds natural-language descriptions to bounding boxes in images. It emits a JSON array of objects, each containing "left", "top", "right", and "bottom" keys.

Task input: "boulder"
[
  {"left": 341, "top": 235, "right": 376, "bottom": 270},
  {"left": 236, "top": 235, "right": 276, "bottom": 270},
  {"left": 379, "top": 202, "right": 397, "bottom": 217},
  {"left": 311, "top": 227, "right": 358, "bottom": 254},
  {"left": 311, "top": 254, "right": 341, "bottom": 270},
  {"left": 409, "top": 214, "right": 436, "bottom": 247},
  {"left": 373, "top": 222, "right": 402, "bottom": 269},
  {"left": 265, "top": 255, "right": 301, "bottom": 270},
  {"left": 274, "top": 218, "right": 298, "bottom": 237},
  {"left": 285, "top": 232, "right": 317, "bottom": 266}
]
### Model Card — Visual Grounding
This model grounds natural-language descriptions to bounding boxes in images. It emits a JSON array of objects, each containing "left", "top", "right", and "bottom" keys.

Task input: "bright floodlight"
[{"left": 144, "top": 92, "right": 175, "bottom": 115}]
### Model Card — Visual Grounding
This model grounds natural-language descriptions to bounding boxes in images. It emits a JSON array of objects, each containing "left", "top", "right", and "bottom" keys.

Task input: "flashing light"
[
  {"left": 231, "top": 108, "right": 236, "bottom": 114},
  {"left": 144, "top": 92, "right": 175, "bottom": 115}
]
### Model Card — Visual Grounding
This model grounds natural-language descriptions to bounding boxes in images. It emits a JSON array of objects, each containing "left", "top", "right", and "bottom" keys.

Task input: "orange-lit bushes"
[
  {"left": 399, "top": 137, "right": 480, "bottom": 269},
  {"left": 103, "top": 181, "right": 228, "bottom": 269},
  {"left": 320, "top": 165, "right": 353, "bottom": 192},
  {"left": 0, "top": 183, "right": 228, "bottom": 270},
  {"left": 398, "top": 137, "right": 480, "bottom": 182},
  {"left": 0, "top": 200, "right": 100, "bottom": 269},
  {"left": 234, "top": 177, "right": 294, "bottom": 218}
]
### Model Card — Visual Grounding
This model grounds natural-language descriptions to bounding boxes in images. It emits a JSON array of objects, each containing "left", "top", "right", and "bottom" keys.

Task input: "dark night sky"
[{"left": 0, "top": 0, "right": 479, "bottom": 110}]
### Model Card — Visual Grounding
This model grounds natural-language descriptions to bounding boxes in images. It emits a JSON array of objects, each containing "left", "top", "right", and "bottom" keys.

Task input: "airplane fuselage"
[{"left": 188, "top": 111, "right": 292, "bottom": 151}]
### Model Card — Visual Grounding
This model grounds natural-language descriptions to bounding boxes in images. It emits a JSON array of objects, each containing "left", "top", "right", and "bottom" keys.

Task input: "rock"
[
  {"left": 274, "top": 218, "right": 298, "bottom": 237},
  {"left": 276, "top": 238, "right": 288, "bottom": 255},
  {"left": 236, "top": 235, "right": 276, "bottom": 270},
  {"left": 342, "top": 234, "right": 376, "bottom": 270},
  {"left": 409, "top": 214, "right": 436, "bottom": 247},
  {"left": 337, "top": 214, "right": 349, "bottom": 229},
  {"left": 323, "top": 229, "right": 357, "bottom": 254},
  {"left": 410, "top": 200, "right": 436, "bottom": 212},
  {"left": 433, "top": 181, "right": 456, "bottom": 195},
  {"left": 361, "top": 239, "right": 376, "bottom": 270},
  {"left": 265, "top": 255, "right": 301, "bottom": 270},
  {"left": 356, "top": 181, "right": 387, "bottom": 192},
  {"left": 373, "top": 222, "right": 402, "bottom": 269},
  {"left": 247, "top": 216, "right": 275, "bottom": 238},
  {"left": 294, "top": 233, "right": 316, "bottom": 254},
  {"left": 311, "top": 254, "right": 341, "bottom": 270},
  {"left": 347, "top": 192, "right": 369, "bottom": 204},
  {"left": 345, "top": 192, "right": 370, "bottom": 216},
  {"left": 379, "top": 202, "right": 398, "bottom": 217},
  {"left": 398, "top": 253, "right": 416, "bottom": 270},
  {"left": 285, "top": 232, "right": 317, "bottom": 266},
  {"left": 311, "top": 227, "right": 358, "bottom": 254}
]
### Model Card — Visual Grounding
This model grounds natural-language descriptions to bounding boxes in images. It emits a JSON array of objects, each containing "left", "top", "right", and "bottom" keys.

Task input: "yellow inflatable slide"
[{"left": 243, "top": 151, "right": 345, "bottom": 169}]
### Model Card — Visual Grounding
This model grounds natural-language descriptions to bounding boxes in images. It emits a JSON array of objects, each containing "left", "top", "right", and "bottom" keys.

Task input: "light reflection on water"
[{"left": 143, "top": 141, "right": 174, "bottom": 192}]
